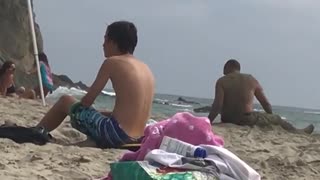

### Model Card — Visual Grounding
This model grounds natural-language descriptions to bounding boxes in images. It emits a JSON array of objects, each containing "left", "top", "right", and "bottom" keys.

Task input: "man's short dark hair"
[
  {"left": 224, "top": 59, "right": 241, "bottom": 71},
  {"left": 106, "top": 21, "right": 138, "bottom": 54}
]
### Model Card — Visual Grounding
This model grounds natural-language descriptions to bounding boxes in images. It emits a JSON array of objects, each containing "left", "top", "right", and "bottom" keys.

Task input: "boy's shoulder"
[{"left": 105, "top": 55, "right": 141, "bottom": 66}]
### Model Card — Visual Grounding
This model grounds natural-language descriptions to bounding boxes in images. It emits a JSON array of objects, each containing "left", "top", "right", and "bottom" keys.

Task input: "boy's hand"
[{"left": 81, "top": 95, "right": 94, "bottom": 107}]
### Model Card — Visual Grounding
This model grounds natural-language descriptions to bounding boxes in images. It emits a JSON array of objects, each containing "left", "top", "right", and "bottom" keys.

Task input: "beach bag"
[{"left": 110, "top": 161, "right": 219, "bottom": 180}]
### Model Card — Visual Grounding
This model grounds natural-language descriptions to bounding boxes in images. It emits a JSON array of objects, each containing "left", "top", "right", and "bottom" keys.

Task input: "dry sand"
[{"left": 0, "top": 97, "right": 319, "bottom": 180}]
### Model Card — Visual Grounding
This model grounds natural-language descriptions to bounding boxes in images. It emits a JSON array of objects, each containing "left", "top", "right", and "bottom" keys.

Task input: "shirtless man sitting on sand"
[
  {"left": 36, "top": 21, "right": 155, "bottom": 148},
  {"left": 208, "top": 59, "right": 314, "bottom": 134}
]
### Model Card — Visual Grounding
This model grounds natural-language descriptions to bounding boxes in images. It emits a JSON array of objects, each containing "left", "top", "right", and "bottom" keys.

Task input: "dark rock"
[
  {"left": 52, "top": 74, "right": 89, "bottom": 91},
  {"left": 177, "top": 97, "right": 200, "bottom": 105},
  {"left": 74, "top": 81, "right": 89, "bottom": 90},
  {"left": 193, "top": 106, "right": 211, "bottom": 113}
]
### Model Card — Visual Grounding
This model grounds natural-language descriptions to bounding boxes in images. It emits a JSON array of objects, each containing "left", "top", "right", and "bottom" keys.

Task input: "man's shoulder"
[
  {"left": 227, "top": 72, "right": 254, "bottom": 79},
  {"left": 240, "top": 73, "right": 253, "bottom": 76},
  {"left": 216, "top": 76, "right": 226, "bottom": 86},
  {"left": 242, "top": 73, "right": 257, "bottom": 81},
  {"left": 219, "top": 73, "right": 256, "bottom": 83}
]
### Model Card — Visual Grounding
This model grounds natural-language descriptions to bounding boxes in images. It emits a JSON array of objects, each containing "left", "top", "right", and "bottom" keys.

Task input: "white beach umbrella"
[{"left": 27, "top": 0, "right": 46, "bottom": 106}]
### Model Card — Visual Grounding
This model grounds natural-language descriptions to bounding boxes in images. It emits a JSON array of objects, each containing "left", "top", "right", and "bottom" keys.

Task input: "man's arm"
[
  {"left": 208, "top": 79, "right": 224, "bottom": 123},
  {"left": 254, "top": 78, "right": 272, "bottom": 114},
  {"left": 81, "top": 59, "right": 112, "bottom": 107}
]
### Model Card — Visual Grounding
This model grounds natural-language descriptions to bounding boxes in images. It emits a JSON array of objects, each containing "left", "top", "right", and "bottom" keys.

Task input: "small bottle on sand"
[{"left": 159, "top": 136, "right": 207, "bottom": 158}]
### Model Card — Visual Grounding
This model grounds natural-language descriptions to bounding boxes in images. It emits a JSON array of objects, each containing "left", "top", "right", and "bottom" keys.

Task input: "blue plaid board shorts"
[{"left": 69, "top": 102, "right": 140, "bottom": 148}]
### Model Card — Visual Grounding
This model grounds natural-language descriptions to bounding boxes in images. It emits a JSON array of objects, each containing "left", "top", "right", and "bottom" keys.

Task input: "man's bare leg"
[
  {"left": 268, "top": 115, "right": 314, "bottom": 134},
  {"left": 246, "top": 112, "right": 314, "bottom": 134},
  {"left": 278, "top": 120, "right": 314, "bottom": 134},
  {"left": 37, "top": 95, "right": 77, "bottom": 131}
]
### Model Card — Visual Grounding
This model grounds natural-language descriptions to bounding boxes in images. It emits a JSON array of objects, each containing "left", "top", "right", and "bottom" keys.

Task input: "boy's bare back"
[{"left": 107, "top": 55, "right": 154, "bottom": 137}]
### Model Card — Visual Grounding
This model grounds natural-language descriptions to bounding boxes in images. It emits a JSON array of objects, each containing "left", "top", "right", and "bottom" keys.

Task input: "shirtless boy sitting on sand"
[
  {"left": 208, "top": 59, "right": 314, "bottom": 134},
  {"left": 36, "top": 21, "right": 155, "bottom": 148}
]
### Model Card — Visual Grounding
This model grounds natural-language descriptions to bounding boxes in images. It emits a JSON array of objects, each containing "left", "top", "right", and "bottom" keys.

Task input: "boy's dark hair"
[{"left": 106, "top": 21, "right": 138, "bottom": 54}]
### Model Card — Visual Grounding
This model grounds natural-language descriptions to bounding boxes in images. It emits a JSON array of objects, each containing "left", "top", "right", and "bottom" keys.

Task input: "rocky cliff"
[
  {"left": 0, "top": 0, "right": 87, "bottom": 90},
  {"left": 0, "top": 0, "right": 44, "bottom": 88}
]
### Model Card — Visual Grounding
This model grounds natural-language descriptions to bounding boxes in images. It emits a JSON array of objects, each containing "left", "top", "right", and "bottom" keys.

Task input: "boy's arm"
[{"left": 81, "top": 59, "right": 112, "bottom": 107}]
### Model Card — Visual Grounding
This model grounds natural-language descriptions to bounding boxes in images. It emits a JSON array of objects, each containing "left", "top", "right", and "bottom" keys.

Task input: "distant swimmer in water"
[{"left": 208, "top": 59, "right": 314, "bottom": 134}]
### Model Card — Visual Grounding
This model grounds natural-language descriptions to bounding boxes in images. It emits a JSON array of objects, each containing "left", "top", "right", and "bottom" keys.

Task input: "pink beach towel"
[{"left": 103, "top": 112, "right": 224, "bottom": 180}]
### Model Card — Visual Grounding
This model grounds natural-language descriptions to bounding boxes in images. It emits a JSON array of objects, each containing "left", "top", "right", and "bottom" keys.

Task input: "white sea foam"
[
  {"left": 101, "top": 90, "right": 116, "bottom": 97},
  {"left": 170, "top": 103, "right": 193, "bottom": 108},
  {"left": 177, "top": 108, "right": 193, "bottom": 112},
  {"left": 47, "top": 86, "right": 86, "bottom": 98},
  {"left": 153, "top": 98, "right": 169, "bottom": 105},
  {"left": 303, "top": 111, "right": 320, "bottom": 115},
  {"left": 253, "top": 108, "right": 264, "bottom": 112},
  {"left": 46, "top": 86, "right": 116, "bottom": 103}
]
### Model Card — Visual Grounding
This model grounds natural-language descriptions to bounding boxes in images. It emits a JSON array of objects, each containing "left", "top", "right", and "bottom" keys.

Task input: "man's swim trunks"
[{"left": 238, "top": 112, "right": 282, "bottom": 127}]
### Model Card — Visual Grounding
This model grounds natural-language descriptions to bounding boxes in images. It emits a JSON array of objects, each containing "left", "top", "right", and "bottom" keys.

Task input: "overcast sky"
[{"left": 34, "top": 0, "right": 320, "bottom": 109}]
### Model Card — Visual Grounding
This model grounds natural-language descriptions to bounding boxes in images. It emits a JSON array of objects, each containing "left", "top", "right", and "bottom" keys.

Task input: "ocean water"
[{"left": 46, "top": 87, "right": 320, "bottom": 132}]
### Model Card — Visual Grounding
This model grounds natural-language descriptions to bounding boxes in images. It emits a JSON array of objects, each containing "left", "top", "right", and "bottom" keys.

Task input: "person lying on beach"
[
  {"left": 0, "top": 61, "right": 36, "bottom": 99},
  {"left": 27, "top": 52, "right": 54, "bottom": 98},
  {"left": 36, "top": 21, "right": 155, "bottom": 148},
  {"left": 208, "top": 59, "right": 314, "bottom": 134}
]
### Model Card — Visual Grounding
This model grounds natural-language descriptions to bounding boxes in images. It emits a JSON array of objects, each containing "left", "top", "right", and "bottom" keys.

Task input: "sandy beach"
[{"left": 0, "top": 97, "right": 319, "bottom": 180}]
